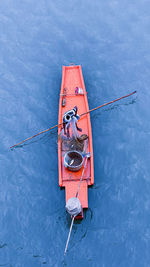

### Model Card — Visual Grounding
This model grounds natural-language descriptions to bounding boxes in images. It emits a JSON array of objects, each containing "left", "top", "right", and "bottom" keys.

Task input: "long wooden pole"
[
  {"left": 10, "top": 90, "right": 136, "bottom": 149},
  {"left": 81, "top": 90, "right": 137, "bottom": 116}
]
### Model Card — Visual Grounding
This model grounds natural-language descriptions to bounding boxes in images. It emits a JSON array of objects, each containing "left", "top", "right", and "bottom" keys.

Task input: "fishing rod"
[{"left": 10, "top": 90, "right": 136, "bottom": 149}]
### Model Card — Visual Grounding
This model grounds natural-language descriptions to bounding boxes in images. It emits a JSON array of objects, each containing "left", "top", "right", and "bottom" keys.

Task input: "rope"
[
  {"left": 64, "top": 154, "right": 89, "bottom": 255},
  {"left": 64, "top": 215, "right": 75, "bottom": 255},
  {"left": 76, "top": 156, "right": 88, "bottom": 198}
]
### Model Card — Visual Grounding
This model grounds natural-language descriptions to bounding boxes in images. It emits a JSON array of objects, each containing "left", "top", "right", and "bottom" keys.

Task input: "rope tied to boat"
[
  {"left": 76, "top": 152, "right": 90, "bottom": 198},
  {"left": 64, "top": 152, "right": 90, "bottom": 255}
]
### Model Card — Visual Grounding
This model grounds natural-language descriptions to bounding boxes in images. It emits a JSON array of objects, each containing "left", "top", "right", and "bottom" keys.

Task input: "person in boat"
[{"left": 63, "top": 106, "right": 82, "bottom": 138}]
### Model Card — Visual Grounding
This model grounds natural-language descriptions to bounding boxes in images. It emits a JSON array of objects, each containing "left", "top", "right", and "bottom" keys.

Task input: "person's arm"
[{"left": 76, "top": 122, "right": 82, "bottom": 132}]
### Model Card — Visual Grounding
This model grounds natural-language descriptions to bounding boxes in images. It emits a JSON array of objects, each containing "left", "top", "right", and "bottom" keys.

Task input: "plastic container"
[
  {"left": 75, "top": 87, "right": 84, "bottom": 95},
  {"left": 62, "top": 88, "right": 67, "bottom": 107}
]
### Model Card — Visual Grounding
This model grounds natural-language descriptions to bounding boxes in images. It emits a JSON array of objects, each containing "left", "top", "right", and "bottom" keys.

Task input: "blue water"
[{"left": 1, "top": 0, "right": 150, "bottom": 266}]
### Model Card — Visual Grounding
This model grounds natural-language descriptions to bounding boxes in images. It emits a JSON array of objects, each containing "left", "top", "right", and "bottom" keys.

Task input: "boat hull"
[{"left": 58, "top": 65, "right": 94, "bottom": 217}]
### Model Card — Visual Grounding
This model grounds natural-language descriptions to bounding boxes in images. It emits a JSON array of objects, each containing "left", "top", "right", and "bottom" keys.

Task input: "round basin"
[{"left": 64, "top": 150, "right": 84, "bottom": 172}]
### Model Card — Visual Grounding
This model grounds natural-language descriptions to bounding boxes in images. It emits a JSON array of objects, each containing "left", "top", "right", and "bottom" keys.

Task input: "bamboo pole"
[{"left": 10, "top": 90, "right": 136, "bottom": 149}]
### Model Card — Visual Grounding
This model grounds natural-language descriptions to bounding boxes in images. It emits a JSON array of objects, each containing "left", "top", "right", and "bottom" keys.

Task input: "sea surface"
[{"left": 0, "top": 0, "right": 150, "bottom": 266}]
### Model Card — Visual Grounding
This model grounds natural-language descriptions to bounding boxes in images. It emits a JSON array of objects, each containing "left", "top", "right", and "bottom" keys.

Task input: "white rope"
[
  {"left": 76, "top": 157, "right": 88, "bottom": 198},
  {"left": 64, "top": 155, "right": 89, "bottom": 255},
  {"left": 64, "top": 215, "right": 75, "bottom": 255}
]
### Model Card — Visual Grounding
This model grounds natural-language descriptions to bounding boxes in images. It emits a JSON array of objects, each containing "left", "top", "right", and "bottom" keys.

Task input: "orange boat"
[{"left": 58, "top": 65, "right": 94, "bottom": 219}]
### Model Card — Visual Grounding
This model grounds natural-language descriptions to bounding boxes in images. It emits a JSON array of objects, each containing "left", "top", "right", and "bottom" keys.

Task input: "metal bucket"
[{"left": 64, "top": 150, "right": 84, "bottom": 172}]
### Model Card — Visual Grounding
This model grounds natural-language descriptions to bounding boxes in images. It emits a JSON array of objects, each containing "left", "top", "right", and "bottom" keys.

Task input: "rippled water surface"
[{"left": 1, "top": 0, "right": 150, "bottom": 266}]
